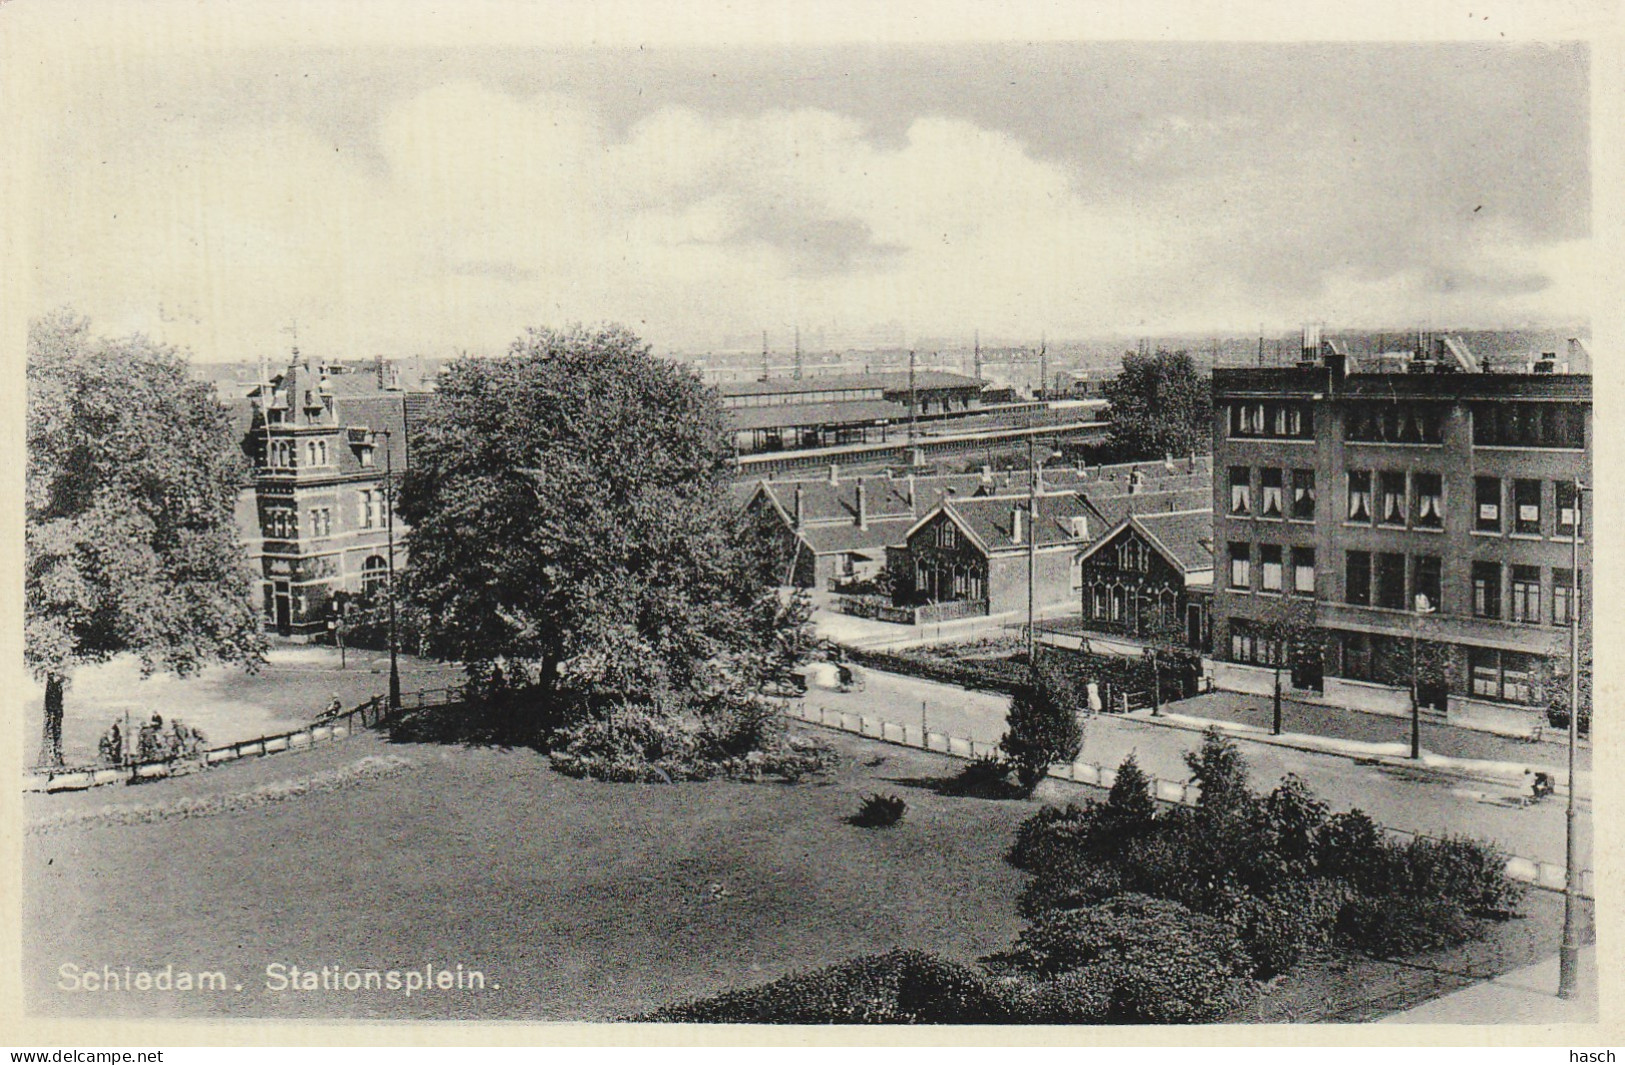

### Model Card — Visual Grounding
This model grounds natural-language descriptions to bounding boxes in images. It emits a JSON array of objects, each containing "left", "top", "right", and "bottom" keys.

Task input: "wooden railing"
[{"left": 24, "top": 685, "right": 465, "bottom": 794}]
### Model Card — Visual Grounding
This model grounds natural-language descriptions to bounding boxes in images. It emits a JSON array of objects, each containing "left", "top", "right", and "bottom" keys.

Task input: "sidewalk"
[
  {"left": 1380, "top": 948, "right": 1598, "bottom": 1024},
  {"left": 1161, "top": 690, "right": 1590, "bottom": 779}
]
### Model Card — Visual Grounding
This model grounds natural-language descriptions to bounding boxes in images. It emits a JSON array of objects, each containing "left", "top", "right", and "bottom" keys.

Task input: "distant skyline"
[{"left": 26, "top": 38, "right": 1590, "bottom": 362}]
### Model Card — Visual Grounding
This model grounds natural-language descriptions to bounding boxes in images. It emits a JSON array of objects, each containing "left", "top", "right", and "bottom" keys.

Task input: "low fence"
[
  {"left": 832, "top": 595, "right": 916, "bottom": 624},
  {"left": 782, "top": 698, "right": 1593, "bottom": 899},
  {"left": 23, "top": 685, "right": 465, "bottom": 794}
]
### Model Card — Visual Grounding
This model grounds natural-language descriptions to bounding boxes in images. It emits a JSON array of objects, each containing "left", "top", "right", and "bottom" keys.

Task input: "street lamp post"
[
  {"left": 1558, "top": 482, "right": 1587, "bottom": 999},
  {"left": 372, "top": 428, "right": 402, "bottom": 712},
  {"left": 1409, "top": 592, "right": 1434, "bottom": 761}
]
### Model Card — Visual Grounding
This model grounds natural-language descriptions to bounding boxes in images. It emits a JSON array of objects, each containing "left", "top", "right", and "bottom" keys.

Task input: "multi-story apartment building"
[
  {"left": 234, "top": 352, "right": 432, "bottom": 637},
  {"left": 1211, "top": 347, "right": 1590, "bottom": 720}
]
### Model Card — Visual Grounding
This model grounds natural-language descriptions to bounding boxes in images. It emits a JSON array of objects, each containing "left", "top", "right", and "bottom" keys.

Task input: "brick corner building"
[{"left": 1210, "top": 342, "right": 1590, "bottom": 724}]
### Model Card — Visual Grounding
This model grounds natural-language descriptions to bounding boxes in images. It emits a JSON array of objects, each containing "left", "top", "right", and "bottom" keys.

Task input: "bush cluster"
[
  {"left": 642, "top": 950, "right": 1012, "bottom": 1024},
  {"left": 547, "top": 700, "right": 835, "bottom": 784},
  {"left": 852, "top": 793, "right": 907, "bottom": 828},
  {"left": 1010, "top": 729, "right": 1526, "bottom": 980}
]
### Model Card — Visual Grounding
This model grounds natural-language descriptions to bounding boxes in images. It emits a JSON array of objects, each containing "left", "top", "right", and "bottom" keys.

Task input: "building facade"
[
  {"left": 1073, "top": 510, "right": 1215, "bottom": 651},
  {"left": 237, "top": 354, "right": 432, "bottom": 637},
  {"left": 1212, "top": 354, "right": 1590, "bottom": 719}
]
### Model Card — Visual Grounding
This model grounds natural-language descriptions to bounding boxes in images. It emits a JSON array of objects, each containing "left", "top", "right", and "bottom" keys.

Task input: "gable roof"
[
  {"left": 797, "top": 516, "right": 916, "bottom": 557},
  {"left": 927, "top": 492, "right": 1098, "bottom": 554},
  {"left": 1075, "top": 509, "right": 1215, "bottom": 578},
  {"left": 718, "top": 371, "right": 984, "bottom": 398},
  {"left": 1083, "top": 486, "right": 1214, "bottom": 530}
]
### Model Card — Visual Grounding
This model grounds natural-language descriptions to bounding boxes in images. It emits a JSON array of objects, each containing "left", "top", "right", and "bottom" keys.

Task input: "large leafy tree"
[
  {"left": 1102, "top": 350, "right": 1213, "bottom": 461},
  {"left": 398, "top": 325, "right": 801, "bottom": 721},
  {"left": 26, "top": 312, "right": 264, "bottom": 766}
]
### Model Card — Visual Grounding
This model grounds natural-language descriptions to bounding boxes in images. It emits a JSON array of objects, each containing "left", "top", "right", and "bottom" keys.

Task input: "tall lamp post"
[
  {"left": 1408, "top": 592, "right": 1434, "bottom": 760},
  {"left": 1558, "top": 482, "right": 1588, "bottom": 999},
  {"left": 372, "top": 428, "right": 402, "bottom": 712}
]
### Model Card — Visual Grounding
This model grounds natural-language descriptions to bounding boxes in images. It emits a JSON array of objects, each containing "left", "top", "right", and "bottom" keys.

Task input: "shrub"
[
  {"left": 852, "top": 793, "right": 907, "bottom": 828},
  {"left": 641, "top": 950, "right": 1009, "bottom": 1024},
  {"left": 950, "top": 754, "right": 1019, "bottom": 798},
  {"left": 1185, "top": 728, "right": 1252, "bottom": 815},
  {"left": 1004, "top": 966, "right": 1115, "bottom": 1023},
  {"left": 1008, "top": 895, "right": 1255, "bottom": 1023},
  {"left": 1261, "top": 774, "right": 1329, "bottom": 877},
  {"left": 1337, "top": 894, "right": 1485, "bottom": 957},
  {"left": 1008, "top": 801, "right": 1099, "bottom": 871},
  {"left": 1317, "top": 808, "right": 1389, "bottom": 887},
  {"left": 1233, "top": 878, "right": 1354, "bottom": 978},
  {"left": 1100, "top": 754, "right": 1157, "bottom": 838},
  {"left": 1017, "top": 854, "right": 1124, "bottom": 920},
  {"left": 547, "top": 703, "right": 836, "bottom": 784},
  {"left": 1000, "top": 667, "right": 1084, "bottom": 796},
  {"left": 1392, "top": 834, "right": 1526, "bottom": 918}
]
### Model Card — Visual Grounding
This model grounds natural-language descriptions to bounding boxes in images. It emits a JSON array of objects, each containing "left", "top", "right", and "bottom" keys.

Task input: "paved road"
[{"left": 801, "top": 666, "right": 1590, "bottom": 871}]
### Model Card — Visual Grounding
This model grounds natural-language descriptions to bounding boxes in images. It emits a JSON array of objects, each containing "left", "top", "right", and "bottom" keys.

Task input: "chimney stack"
[
  {"left": 855, "top": 478, "right": 868, "bottom": 529},
  {"left": 829, "top": 463, "right": 839, "bottom": 485},
  {"left": 793, "top": 485, "right": 804, "bottom": 531},
  {"left": 981, "top": 464, "right": 993, "bottom": 484},
  {"left": 1011, "top": 506, "right": 1025, "bottom": 545}
]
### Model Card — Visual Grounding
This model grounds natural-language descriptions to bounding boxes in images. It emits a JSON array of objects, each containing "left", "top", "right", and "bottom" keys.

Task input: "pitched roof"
[
  {"left": 798, "top": 517, "right": 915, "bottom": 557},
  {"left": 1130, "top": 510, "right": 1216, "bottom": 574},
  {"left": 757, "top": 473, "right": 988, "bottom": 525},
  {"left": 1083, "top": 487, "right": 1214, "bottom": 529},
  {"left": 936, "top": 492, "right": 1097, "bottom": 553},
  {"left": 727, "top": 399, "right": 906, "bottom": 431},
  {"left": 718, "top": 371, "right": 984, "bottom": 398}
]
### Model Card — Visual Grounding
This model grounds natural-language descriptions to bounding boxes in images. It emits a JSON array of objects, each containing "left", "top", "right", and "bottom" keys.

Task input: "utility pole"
[
  {"left": 1038, "top": 333, "right": 1047, "bottom": 401},
  {"left": 908, "top": 349, "right": 918, "bottom": 444},
  {"left": 1026, "top": 434, "right": 1040, "bottom": 666},
  {"left": 974, "top": 329, "right": 983, "bottom": 381},
  {"left": 761, "top": 329, "right": 770, "bottom": 382},
  {"left": 794, "top": 325, "right": 802, "bottom": 380},
  {"left": 375, "top": 428, "right": 402, "bottom": 712},
  {"left": 1559, "top": 483, "right": 1587, "bottom": 998},
  {"left": 1409, "top": 593, "right": 1434, "bottom": 760}
]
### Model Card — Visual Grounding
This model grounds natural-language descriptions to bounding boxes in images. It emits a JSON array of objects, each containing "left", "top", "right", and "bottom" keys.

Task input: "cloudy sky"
[{"left": 20, "top": 24, "right": 1591, "bottom": 361}]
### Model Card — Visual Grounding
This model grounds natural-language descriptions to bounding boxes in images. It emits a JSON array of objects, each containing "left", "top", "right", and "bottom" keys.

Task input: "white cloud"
[{"left": 30, "top": 77, "right": 1588, "bottom": 360}]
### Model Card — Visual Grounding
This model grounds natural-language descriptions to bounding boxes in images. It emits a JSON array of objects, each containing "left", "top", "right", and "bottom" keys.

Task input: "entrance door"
[
  {"left": 274, "top": 580, "right": 292, "bottom": 636},
  {"left": 1291, "top": 650, "right": 1325, "bottom": 693},
  {"left": 1186, "top": 603, "right": 1203, "bottom": 650}
]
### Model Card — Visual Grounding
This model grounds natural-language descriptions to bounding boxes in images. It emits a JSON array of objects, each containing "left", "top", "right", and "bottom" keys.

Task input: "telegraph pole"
[
  {"left": 794, "top": 325, "right": 802, "bottom": 380},
  {"left": 1559, "top": 483, "right": 1587, "bottom": 998},
  {"left": 1026, "top": 435, "right": 1039, "bottom": 666},
  {"left": 377, "top": 428, "right": 402, "bottom": 711}
]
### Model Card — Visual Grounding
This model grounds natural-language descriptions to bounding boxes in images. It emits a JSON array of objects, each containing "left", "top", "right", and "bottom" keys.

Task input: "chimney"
[
  {"left": 793, "top": 485, "right": 804, "bottom": 531},
  {"left": 981, "top": 464, "right": 993, "bottom": 484},
  {"left": 1011, "top": 506, "right": 1024, "bottom": 545},
  {"left": 1324, "top": 348, "right": 1346, "bottom": 391},
  {"left": 855, "top": 478, "right": 868, "bottom": 529},
  {"left": 829, "top": 463, "right": 839, "bottom": 485}
]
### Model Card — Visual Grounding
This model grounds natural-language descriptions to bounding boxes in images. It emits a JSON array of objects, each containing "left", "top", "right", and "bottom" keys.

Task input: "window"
[
  {"left": 1260, "top": 469, "right": 1283, "bottom": 518},
  {"left": 1379, "top": 471, "right": 1407, "bottom": 527},
  {"left": 1470, "top": 647, "right": 1538, "bottom": 703},
  {"left": 359, "top": 445, "right": 375, "bottom": 468},
  {"left": 1342, "top": 632, "right": 1374, "bottom": 681},
  {"left": 1375, "top": 552, "right": 1406, "bottom": 609},
  {"left": 308, "top": 507, "right": 332, "bottom": 538},
  {"left": 1472, "top": 562, "right": 1501, "bottom": 619},
  {"left": 1260, "top": 544, "right": 1283, "bottom": 592},
  {"left": 1553, "top": 568, "right": 1580, "bottom": 626},
  {"left": 1510, "top": 565, "right": 1541, "bottom": 624},
  {"left": 317, "top": 440, "right": 328, "bottom": 465},
  {"left": 1092, "top": 585, "right": 1108, "bottom": 620},
  {"left": 1347, "top": 471, "right": 1372, "bottom": 523},
  {"left": 1513, "top": 479, "right": 1541, "bottom": 535},
  {"left": 1346, "top": 551, "right": 1371, "bottom": 606},
  {"left": 267, "top": 509, "right": 296, "bottom": 539},
  {"left": 1556, "top": 481, "right": 1579, "bottom": 537},
  {"left": 1291, "top": 469, "right": 1316, "bottom": 520},
  {"left": 938, "top": 522, "right": 957, "bottom": 549},
  {"left": 1412, "top": 555, "right": 1441, "bottom": 613},
  {"left": 1229, "top": 542, "right": 1251, "bottom": 590},
  {"left": 1475, "top": 477, "right": 1501, "bottom": 532},
  {"left": 1473, "top": 402, "right": 1586, "bottom": 448},
  {"left": 362, "top": 556, "right": 389, "bottom": 597},
  {"left": 1229, "top": 467, "right": 1252, "bottom": 516},
  {"left": 1413, "top": 472, "right": 1443, "bottom": 529},
  {"left": 1111, "top": 586, "right": 1126, "bottom": 621},
  {"left": 1346, "top": 402, "right": 1444, "bottom": 444},
  {"left": 1292, "top": 547, "right": 1315, "bottom": 594},
  {"left": 1230, "top": 622, "right": 1256, "bottom": 664},
  {"left": 1286, "top": 406, "right": 1306, "bottom": 437}
]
